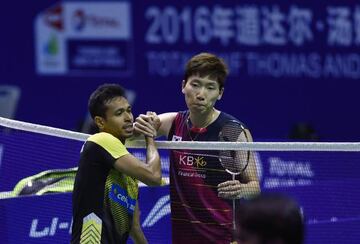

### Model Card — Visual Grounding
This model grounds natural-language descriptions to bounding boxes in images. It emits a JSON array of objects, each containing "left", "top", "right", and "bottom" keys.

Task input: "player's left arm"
[
  {"left": 129, "top": 202, "right": 148, "bottom": 244},
  {"left": 217, "top": 128, "right": 260, "bottom": 199}
]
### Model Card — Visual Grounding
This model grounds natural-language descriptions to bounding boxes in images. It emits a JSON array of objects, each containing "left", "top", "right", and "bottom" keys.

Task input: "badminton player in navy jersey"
[{"left": 135, "top": 53, "right": 260, "bottom": 243}]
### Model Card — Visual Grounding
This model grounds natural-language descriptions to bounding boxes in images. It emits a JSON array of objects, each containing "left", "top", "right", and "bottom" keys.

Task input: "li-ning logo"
[
  {"left": 29, "top": 217, "right": 72, "bottom": 238},
  {"left": 142, "top": 195, "right": 170, "bottom": 227},
  {"left": 179, "top": 155, "right": 207, "bottom": 168}
]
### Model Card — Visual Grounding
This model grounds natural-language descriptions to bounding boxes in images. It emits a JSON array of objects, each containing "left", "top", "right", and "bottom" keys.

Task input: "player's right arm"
[
  {"left": 157, "top": 112, "right": 177, "bottom": 137},
  {"left": 114, "top": 136, "right": 161, "bottom": 186}
]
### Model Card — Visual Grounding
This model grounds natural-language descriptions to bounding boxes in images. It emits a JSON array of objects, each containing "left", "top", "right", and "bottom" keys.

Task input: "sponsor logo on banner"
[
  {"left": 0, "top": 145, "right": 3, "bottom": 170},
  {"left": 35, "top": 1, "right": 133, "bottom": 76},
  {"left": 142, "top": 195, "right": 170, "bottom": 227},
  {"left": 27, "top": 194, "right": 170, "bottom": 239},
  {"left": 43, "top": 5, "right": 63, "bottom": 31},
  {"left": 262, "top": 156, "right": 315, "bottom": 189},
  {"left": 72, "top": 10, "right": 86, "bottom": 31},
  {"left": 35, "top": 3, "right": 66, "bottom": 74},
  {"left": 64, "top": 2, "right": 130, "bottom": 39},
  {"left": 29, "top": 217, "right": 72, "bottom": 238}
]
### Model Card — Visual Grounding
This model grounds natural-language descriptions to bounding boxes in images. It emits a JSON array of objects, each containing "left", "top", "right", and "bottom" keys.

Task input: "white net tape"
[{"left": 1, "top": 116, "right": 360, "bottom": 151}]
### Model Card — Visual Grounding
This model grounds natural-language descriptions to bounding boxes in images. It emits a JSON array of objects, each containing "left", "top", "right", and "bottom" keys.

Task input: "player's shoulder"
[
  {"left": 177, "top": 110, "right": 189, "bottom": 118},
  {"left": 86, "top": 132, "right": 129, "bottom": 158},
  {"left": 173, "top": 110, "right": 189, "bottom": 123},
  {"left": 219, "top": 111, "right": 248, "bottom": 129},
  {"left": 87, "top": 132, "right": 124, "bottom": 148}
]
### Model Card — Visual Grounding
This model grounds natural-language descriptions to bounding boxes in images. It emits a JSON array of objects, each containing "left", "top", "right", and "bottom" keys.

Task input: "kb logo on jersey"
[{"left": 179, "top": 155, "right": 207, "bottom": 167}]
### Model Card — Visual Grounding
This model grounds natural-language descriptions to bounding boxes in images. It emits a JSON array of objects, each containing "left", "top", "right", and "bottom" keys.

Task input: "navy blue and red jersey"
[{"left": 168, "top": 110, "right": 247, "bottom": 244}]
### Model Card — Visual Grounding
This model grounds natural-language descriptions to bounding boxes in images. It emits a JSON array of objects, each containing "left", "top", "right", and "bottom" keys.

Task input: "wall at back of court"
[{"left": 0, "top": 0, "right": 359, "bottom": 141}]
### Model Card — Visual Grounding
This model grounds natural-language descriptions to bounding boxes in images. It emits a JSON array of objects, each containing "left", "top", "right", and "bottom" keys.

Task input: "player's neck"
[{"left": 189, "top": 108, "right": 219, "bottom": 128}]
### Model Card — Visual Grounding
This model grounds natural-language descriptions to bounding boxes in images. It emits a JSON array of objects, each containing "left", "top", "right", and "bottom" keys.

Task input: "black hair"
[
  {"left": 237, "top": 194, "right": 304, "bottom": 244},
  {"left": 184, "top": 52, "right": 229, "bottom": 90},
  {"left": 88, "top": 83, "right": 126, "bottom": 119}
]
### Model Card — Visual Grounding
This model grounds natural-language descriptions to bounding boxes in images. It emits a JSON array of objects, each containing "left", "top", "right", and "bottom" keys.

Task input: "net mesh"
[{"left": 0, "top": 117, "right": 360, "bottom": 244}]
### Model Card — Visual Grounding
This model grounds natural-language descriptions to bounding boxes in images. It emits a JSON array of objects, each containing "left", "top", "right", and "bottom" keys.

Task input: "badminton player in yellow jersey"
[
  {"left": 135, "top": 53, "right": 260, "bottom": 243},
  {"left": 71, "top": 84, "right": 161, "bottom": 244}
]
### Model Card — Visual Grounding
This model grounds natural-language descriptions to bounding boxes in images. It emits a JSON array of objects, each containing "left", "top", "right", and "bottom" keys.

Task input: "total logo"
[
  {"left": 29, "top": 217, "right": 72, "bottom": 238},
  {"left": 71, "top": 8, "right": 120, "bottom": 31}
]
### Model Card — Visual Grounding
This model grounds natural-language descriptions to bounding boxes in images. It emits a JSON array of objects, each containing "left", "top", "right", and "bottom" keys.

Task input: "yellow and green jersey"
[{"left": 71, "top": 132, "right": 138, "bottom": 244}]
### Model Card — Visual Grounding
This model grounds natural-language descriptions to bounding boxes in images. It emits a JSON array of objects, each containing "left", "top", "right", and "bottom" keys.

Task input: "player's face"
[
  {"left": 101, "top": 96, "right": 134, "bottom": 141},
  {"left": 182, "top": 75, "right": 223, "bottom": 114}
]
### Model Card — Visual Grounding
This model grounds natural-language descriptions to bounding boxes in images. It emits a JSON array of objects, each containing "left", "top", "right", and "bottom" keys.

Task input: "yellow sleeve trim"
[{"left": 88, "top": 132, "right": 129, "bottom": 159}]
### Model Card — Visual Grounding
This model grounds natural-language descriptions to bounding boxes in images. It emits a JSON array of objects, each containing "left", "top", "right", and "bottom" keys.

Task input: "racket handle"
[{"left": 232, "top": 174, "right": 236, "bottom": 231}]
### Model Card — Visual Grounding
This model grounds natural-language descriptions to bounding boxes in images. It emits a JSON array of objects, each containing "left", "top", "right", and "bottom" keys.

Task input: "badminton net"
[{"left": 0, "top": 117, "right": 359, "bottom": 244}]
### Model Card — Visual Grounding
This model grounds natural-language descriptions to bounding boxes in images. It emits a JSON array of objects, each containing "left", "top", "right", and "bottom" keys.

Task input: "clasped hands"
[
  {"left": 134, "top": 112, "right": 242, "bottom": 199},
  {"left": 134, "top": 111, "right": 161, "bottom": 138}
]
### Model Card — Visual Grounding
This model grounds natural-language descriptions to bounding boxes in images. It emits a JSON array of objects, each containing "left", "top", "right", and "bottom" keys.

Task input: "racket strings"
[{"left": 219, "top": 122, "right": 250, "bottom": 175}]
